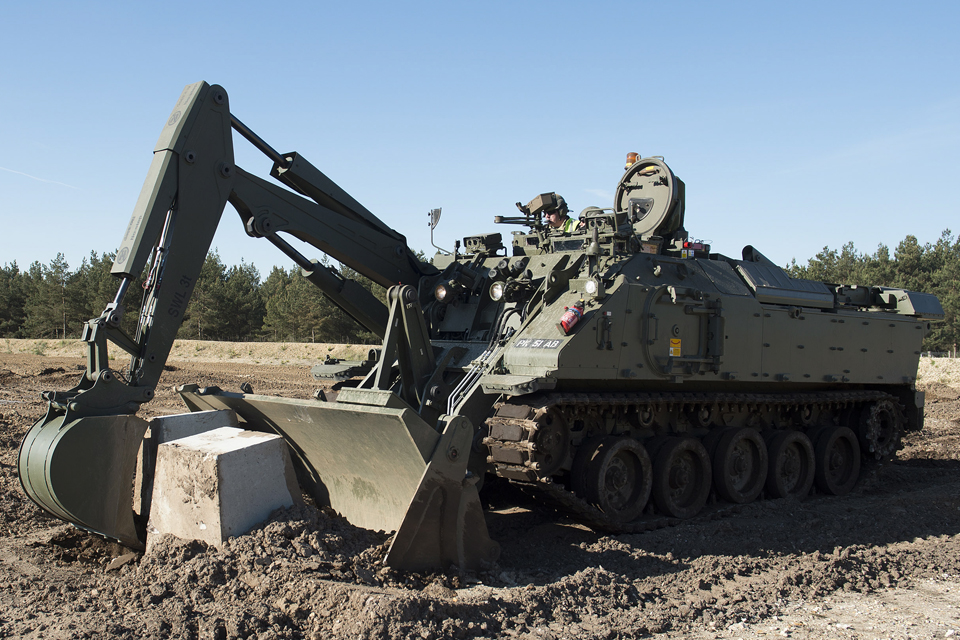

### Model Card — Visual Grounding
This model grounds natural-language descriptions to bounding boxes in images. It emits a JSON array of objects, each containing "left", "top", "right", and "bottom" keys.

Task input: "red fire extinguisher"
[{"left": 558, "top": 299, "right": 585, "bottom": 334}]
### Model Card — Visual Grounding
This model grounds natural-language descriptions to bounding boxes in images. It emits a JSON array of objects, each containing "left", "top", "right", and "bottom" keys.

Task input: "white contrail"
[{"left": 0, "top": 166, "right": 78, "bottom": 189}]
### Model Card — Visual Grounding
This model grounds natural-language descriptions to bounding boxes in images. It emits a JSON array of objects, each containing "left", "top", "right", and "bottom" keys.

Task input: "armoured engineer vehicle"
[{"left": 19, "top": 82, "right": 944, "bottom": 572}]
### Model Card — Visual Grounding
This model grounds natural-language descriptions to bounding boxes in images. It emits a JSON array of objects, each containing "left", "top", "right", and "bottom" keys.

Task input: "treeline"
[
  {"left": 786, "top": 230, "right": 959, "bottom": 352},
  {"left": 0, "top": 251, "right": 384, "bottom": 344},
  {"left": 1, "top": 231, "right": 957, "bottom": 350}
]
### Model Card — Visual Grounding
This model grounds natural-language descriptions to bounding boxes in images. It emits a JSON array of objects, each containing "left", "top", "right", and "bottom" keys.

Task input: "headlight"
[
  {"left": 434, "top": 282, "right": 454, "bottom": 303},
  {"left": 583, "top": 277, "right": 604, "bottom": 299},
  {"left": 489, "top": 281, "right": 505, "bottom": 301},
  {"left": 435, "top": 278, "right": 468, "bottom": 304}
]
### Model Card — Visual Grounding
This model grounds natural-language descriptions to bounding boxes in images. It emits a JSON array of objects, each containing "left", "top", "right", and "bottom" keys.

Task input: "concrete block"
[
  {"left": 147, "top": 427, "right": 300, "bottom": 550},
  {"left": 151, "top": 409, "right": 239, "bottom": 444},
  {"left": 135, "top": 410, "right": 239, "bottom": 519}
]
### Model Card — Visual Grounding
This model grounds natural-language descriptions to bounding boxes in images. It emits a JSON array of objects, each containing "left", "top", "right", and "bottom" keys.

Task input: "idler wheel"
[
  {"left": 573, "top": 436, "right": 652, "bottom": 523},
  {"left": 652, "top": 437, "right": 711, "bottom": 519},
  {"left": 765, "top": 430, "right": 815, "bottom": 499},
  {"left": 713, "top": 427, "right": 768, "bottom": 504},
  {"left": 814, "top": 426, "right": 861, "bottom": 496}
]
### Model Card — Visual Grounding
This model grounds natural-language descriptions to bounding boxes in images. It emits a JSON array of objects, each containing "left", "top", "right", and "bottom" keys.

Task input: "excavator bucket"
[
  {"left": 178, "top": 386, "right": 499, "bottom": 572},
  {"left": 18, "top": 413, "right": 149, "bottom": 548}
]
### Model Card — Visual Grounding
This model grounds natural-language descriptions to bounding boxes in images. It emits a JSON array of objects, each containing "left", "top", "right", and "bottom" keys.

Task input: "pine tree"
[
  {"left": 77, "top": 251, "right": 120, "bottom": 321},
  {"left": 217, "top": 260, "right": 265, "bottom": 341},
  {"left": 23, "top": 254, "right": 85, "bottom": 339},
  {"left": 261, "top": 266, "right": 294, "bottom": 341},
  {"left": 0, "top": 261, "right": 27, "bottom": 337},
  {"left": 177, "top": 252, "right": 228, "bottom": 340}
]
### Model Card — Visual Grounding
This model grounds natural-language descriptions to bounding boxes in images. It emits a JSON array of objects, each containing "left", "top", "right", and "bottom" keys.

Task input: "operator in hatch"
[{"left": 543, "top": 196, "right": 579, "bottom": 233}]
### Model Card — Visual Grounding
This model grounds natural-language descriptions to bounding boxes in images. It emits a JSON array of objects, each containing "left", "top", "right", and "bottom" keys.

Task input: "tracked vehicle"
[{"left": 19, "top": 82, "right": 944, "bottom": 571}]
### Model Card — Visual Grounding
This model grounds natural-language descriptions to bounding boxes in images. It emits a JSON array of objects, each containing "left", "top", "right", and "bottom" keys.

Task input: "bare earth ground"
[{"left": 1, "top": 341, "right": 959, "bottom": 640}]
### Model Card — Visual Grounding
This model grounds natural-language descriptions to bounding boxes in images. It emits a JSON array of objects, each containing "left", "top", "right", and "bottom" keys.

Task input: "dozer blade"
[
  {"left": 179, "top": 388, "right": 499, "bottom": 571},
  {"left": 18, "top": 413, "right": 149, "bottom": 548}
]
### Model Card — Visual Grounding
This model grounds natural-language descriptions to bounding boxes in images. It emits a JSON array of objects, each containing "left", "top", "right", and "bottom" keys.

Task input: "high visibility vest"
[{"left": 561, "top": 217, "right": 577, "bottom": 233}]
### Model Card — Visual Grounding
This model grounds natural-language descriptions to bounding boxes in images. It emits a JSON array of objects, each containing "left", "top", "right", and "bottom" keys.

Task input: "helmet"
[
  {"left": 579, "top": 206, "right": 603, "bottom": 219},
  {"left": 555, "top": 195, "right": 568, "bottom": 215}
]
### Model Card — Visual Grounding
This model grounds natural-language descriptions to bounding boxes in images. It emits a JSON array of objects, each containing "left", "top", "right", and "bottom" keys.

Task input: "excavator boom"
[{"left": 18, "top": 82, "right": 497, "bottom": 571}]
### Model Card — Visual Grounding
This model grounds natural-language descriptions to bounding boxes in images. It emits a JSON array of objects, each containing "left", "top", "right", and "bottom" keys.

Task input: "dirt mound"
[
  {"left": 917, "top": 356, "right": 960, "bottom": 388},
  {"left": 2, "top": 338, "right": 372, "bottom": 367},
  {"left": 925, "top": 381, "right": 960, "bottom": 403}
]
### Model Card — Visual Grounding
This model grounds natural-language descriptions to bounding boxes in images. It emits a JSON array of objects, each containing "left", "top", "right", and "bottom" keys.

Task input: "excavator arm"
[
  {"left": 42, "top": 81, "right": 440, "bottom": 415},
  {"left": 19, "top": 82, "right": 498, "bottom": 571},
  {"left": 110, "top": 82, "right": 433, "bottom": 395}
]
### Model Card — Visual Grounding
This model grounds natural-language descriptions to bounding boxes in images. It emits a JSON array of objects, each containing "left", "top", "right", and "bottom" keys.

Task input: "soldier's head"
[{"left": 544, "top": 195, "right": 569, "bottom": 228}]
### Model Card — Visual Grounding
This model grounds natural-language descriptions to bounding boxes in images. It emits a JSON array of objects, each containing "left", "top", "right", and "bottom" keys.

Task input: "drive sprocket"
[{"left": 859, "top": 399, "right": 905, "bottom": 461}]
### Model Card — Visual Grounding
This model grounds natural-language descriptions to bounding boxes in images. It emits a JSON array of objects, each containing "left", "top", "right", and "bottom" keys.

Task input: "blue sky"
[{"left": 2, "top": 1, "right": 958, "bottom": 281}]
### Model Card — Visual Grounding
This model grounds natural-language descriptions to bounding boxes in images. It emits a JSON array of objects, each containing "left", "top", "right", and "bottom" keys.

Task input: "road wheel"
[
  {"left": 579, "top": 436, "right": 652, "bottom": 523},
  {"left": 652, "top": 437, "right": 711, "bottom": 519},
  {"left": 765, "top": 430, "right": 815, "bottom": 499},
  {"left": 814, "top": 426, "right": 861, "bottom": 496},
  {"left": 713, "top": 427, "right": 768, "bottom": 504},
  {"left": 571, "top": 436, "right": 603, "bottom": 499}
]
